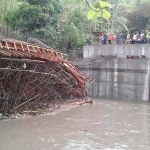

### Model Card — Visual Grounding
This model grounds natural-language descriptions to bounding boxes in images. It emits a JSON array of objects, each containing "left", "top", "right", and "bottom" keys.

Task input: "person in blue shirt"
[{"left": 103, "top": 34, "right": 107, "bottom": 45}]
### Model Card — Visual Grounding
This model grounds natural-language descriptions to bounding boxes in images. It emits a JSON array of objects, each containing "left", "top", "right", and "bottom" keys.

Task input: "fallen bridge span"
[{"left": 0, "top": 36, "right": 92, "bottom": 114}]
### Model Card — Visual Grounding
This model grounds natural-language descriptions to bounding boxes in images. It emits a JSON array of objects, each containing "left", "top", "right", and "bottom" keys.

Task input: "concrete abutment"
[{"left": 76, "top": 44, "right": 150, "bottom": 102}]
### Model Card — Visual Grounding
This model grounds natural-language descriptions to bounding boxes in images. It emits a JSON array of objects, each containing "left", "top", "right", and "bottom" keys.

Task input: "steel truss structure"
[{"left": 0, "top": 37, "right": 92, "bottom": 114}]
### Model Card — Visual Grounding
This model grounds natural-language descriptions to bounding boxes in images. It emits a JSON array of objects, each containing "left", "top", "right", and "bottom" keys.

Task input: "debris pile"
[{"left": 0, "top": 35, "right": 92, "bottom": 115}]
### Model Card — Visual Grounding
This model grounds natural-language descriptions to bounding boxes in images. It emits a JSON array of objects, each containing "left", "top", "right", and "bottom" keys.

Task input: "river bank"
[{"left": 0, "top": 99, "right": 93, "bottom": 120}]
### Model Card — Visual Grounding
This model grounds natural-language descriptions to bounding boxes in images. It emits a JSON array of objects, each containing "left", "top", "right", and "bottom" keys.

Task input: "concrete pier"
[{"left": 76, "top": 44, "right": 150, "bottom": 102}]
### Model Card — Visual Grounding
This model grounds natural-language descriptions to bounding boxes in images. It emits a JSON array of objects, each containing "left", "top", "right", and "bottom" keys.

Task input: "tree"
[
  {"left": 3, "top": 0, "right": 150, "bottom": 55},
  {"left": 4, "top": 0, "right": 61, "bottom": 31},
  {"left": 55, "top": 0, "right": 92, "bottom": 52},
  {"left": 127, "top": 0, "right": 150, "bottom": 33},
  {"left": 108, "top": 0, "right": 131, "bottom": 33},
  {"left": 0, "top": 0, "right": 18, "bottom": 24},
  {"left": 5, "top": 2, "right": 44, "bottom": 31},
  {"left": 24, "top": 0, "right": 61, "bottom": 14}
]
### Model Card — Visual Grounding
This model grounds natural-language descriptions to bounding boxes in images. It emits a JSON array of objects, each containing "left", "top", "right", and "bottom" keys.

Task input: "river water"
[{"left": 0, "top": 99, "right": 150, "bottom": 150}]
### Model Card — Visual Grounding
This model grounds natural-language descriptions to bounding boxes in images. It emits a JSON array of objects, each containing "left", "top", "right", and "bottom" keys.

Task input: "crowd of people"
[{"left": 101, "top": 30, "right": 150, "bottom": 45}]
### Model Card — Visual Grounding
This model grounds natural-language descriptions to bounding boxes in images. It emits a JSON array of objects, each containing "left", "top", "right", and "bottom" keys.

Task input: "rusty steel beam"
[{"left": 0, "top": 37, "right": 92, "bottom": 114}]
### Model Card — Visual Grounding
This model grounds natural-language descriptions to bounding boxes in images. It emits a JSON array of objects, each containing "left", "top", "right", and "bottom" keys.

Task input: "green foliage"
[
  {"left": 24, "top": 0, "right": 62, "bottom": 13},
  {"left": 68, "top": 9, "right": 83, "bottom": 27},
  {"left": 5, "top": 2, "right": 44, "bottom": 31},
  {"left": 24, "top": 0, "right": 50, "bottom": 6},
  {"left": 0, "top": 0, "right": 18, "bottom": 23},
  {"left": 106, "top": 0, "right": 131, "bottom": 33},
  {"left": 145, "top": 19, "right": 150, "bottom": 31},
  {"left": 87, "top": 0, "right": 111, "bottom": 20},
  {"left": 127, "top": 0, "right": 150, "bottom": 32},
  {"left": 2, "top": 0, "right": 150, "bottom": 55},
  {"left": 53, "top": 0, "right": 92, "bottom": 51},
  {"left": 4, "top": 0, "right": 61, "bottom": 31}
]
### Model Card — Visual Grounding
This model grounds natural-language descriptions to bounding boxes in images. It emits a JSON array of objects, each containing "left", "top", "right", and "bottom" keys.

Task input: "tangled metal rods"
[{"left": 0, "top": 36, "right": 92, "bottom": 114}]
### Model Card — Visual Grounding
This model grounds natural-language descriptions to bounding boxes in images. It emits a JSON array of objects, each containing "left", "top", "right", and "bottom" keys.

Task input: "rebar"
[{"left": 0, "top": 36, "right": 91, "bottom": 114}]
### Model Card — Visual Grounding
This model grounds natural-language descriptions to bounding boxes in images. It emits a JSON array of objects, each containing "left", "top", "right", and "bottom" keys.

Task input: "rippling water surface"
[{"left": 0, "top": 99, "right": 150, "bottom": 150}]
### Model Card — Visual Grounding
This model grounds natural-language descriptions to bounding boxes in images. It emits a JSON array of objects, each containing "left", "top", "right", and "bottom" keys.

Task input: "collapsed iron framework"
[{"left": 0, "top": 36, "right": 92, "bottom": 114}]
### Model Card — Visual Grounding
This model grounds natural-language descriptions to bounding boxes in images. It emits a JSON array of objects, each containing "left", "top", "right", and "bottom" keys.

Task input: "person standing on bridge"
[
  {"left": 108, "top": 34, "right": 114, "bottom": 44},
  {"left": 103, "top": 34, "right": 107, "bottom": 45},
  {"left": 131, "top": 33, "right": 137, "bottom": 44},
  {"left": 126, "top": 33, "right": 131, "bottom": 44},
  {"left": 116, "top": 32, "right": 123, "bottom": 44}
]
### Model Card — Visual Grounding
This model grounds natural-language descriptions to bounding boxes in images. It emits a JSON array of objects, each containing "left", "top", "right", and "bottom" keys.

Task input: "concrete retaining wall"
[
  {"left": 83, "top": 44, "right": 150, "bottom": 58},
  {"left": 78, "top": 44, "right": 150, "bottom": 102}
]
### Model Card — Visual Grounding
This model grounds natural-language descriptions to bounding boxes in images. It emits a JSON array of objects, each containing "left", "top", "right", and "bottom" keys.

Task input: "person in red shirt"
[{"left": 108, "top": 34, "right": 114, "bottom": 44}]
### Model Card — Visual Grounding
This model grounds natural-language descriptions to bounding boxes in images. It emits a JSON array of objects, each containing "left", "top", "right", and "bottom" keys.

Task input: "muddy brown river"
[{"left": 0, "top": 99, "right": 150, "bottom": 150}]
